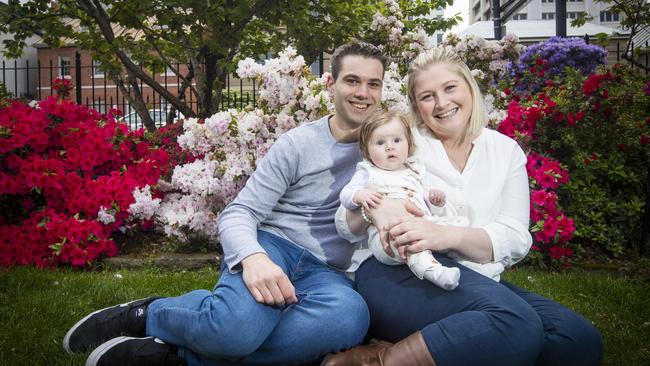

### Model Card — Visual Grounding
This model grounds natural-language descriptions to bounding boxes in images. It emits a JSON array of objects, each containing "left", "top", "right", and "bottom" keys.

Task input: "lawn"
[{"left": 1, "top": 265, "right": 648, "bottom": 365}]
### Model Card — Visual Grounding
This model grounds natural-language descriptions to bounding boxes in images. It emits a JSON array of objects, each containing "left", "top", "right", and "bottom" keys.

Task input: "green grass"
[{"left": 1, "top": 266, "right": 648, "bottom": 365}]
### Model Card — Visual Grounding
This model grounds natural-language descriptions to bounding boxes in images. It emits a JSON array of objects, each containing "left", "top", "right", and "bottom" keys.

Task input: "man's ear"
[{"left": 326, "top": 74, "right": 335, "bottom": 94}]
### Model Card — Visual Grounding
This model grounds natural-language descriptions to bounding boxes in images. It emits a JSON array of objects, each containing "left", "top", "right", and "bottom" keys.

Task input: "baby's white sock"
[
  {"left": 422, "top": 265, "right": 460, "bottom": 291},
  {"left": 408, "top": 250, "right": 460, "bottom": 291}
]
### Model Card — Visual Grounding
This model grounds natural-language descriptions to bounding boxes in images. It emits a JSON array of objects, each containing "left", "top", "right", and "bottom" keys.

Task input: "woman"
[{"left": 326, "top": 47, "right": 603, "bottom": 366}]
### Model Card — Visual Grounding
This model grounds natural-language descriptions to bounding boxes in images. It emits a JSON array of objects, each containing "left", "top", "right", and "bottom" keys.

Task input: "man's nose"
[{"left": 355, "top": 83, "right": 369, "bottom": 98}]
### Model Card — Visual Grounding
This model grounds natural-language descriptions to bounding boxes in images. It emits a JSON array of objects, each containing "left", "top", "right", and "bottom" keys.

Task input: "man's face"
[{"left": 327, "top": 55, "right": 384, "bottom": 129}]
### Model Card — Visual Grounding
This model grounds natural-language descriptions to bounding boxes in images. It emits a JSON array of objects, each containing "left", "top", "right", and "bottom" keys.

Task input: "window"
[
  {"left": 600, "top": 11, "right": 620, "bottom": 22},
  {"left": 59, "top": 56, "right": 71, "bottom": 78},
  {"left": 541, "top": 0, "right": 554, "bottom": 3},
  {"left": 483, "top": 10, "right": 491, "bottom": 20},
  {"left": 512, "top": 13, "right": 527, "bottom": 20},
  {"left": 542, "top": 12, "right": 555, "bottom": 20},
  {"left": 567, "top": 11, "right": 585, "bottom": 20},
  {"left": 92, "top": 59, "right": 104, "bottom": 78},
  {"left": 567, "top": 0, "right": 583, "bottom": 2},
  {"left": 93, "top": 99, "right": 105, "bottom": 114},
  {"left": 436, "top": 33, "right": 444, "bottom": 45},
  {"left": 473, "top": 3, "right": 480, "bottom": 16}
]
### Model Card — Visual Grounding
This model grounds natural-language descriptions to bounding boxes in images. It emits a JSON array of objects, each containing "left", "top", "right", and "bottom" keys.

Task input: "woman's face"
[{"left": 412, "top": 63, "right": 472, "bottom": 141}]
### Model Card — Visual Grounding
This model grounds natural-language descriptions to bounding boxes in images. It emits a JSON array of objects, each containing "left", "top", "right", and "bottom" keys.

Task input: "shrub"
[
  {"left": 0, "top": 97, "right": 176, "bottom": 268},
  {"left": 500, "top": 64, "right": 649, "bottom": 259},
  {"left": 509, "top": 37, "right": 608, "bottom": 95}
]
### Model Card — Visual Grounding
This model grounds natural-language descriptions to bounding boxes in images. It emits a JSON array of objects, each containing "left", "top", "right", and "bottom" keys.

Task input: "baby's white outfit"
[{"left": 340, "top": 158, "right": 469, "bottom": 290}]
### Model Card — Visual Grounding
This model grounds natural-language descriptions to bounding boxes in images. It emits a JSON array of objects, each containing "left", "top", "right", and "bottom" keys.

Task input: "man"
[{"left": 62, "top": 42, "right": 387, "bottom": 366}]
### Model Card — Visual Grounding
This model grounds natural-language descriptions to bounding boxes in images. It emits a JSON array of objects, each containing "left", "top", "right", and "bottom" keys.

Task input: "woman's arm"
[{"left": 389, "top": 220, "right": 494, "bottom": 263}]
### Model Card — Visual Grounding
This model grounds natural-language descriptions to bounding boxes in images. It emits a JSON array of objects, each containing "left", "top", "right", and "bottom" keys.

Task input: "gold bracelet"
[{"left": 360, "top": 206, "right": 373, "bottom": 224}]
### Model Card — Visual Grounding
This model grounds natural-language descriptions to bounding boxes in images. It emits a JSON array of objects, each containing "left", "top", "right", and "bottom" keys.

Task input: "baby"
[{"left": 340, "top": 110, "right": 467, "bottom": 290}]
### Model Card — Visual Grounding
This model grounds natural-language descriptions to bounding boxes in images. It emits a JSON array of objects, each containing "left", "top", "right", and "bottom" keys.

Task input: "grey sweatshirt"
[{"left": 218, "top": 116, "right": 362, "bottom": 271}]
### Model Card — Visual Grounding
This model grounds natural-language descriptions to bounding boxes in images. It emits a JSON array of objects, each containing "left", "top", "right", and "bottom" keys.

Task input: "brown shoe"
[
  {"left": 382, "top": 331, "right": 437, "bottom": 366},
  {"left": 321, "top": 331, "right": 436, "bottom": 366},
  {"left": 320, "top": 340, "right": 393, "bottom": 366}
]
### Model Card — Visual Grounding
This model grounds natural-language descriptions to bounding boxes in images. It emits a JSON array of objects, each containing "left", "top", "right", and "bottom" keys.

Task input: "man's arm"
[{"left": 218, "top": 134, "right": 299, "bottom": 305}]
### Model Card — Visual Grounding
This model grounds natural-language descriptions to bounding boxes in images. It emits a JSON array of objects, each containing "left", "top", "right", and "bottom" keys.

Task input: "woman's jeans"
[
  {"left": 146, "top": 231, "right": 369, "bottom": 366},
  {"left": 356, "top": 255, "right": 603, "bottom": 366}
]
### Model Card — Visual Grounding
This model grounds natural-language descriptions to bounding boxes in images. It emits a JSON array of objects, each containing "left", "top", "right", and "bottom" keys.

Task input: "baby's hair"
[{"left": 359, "top": 109, "right": 415, "bottom": 162}]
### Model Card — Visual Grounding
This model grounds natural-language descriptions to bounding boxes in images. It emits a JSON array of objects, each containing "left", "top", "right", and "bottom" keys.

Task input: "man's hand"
[
  {"left": 241, "top": 253, "right": 297, "bottom": 306},
  {"left": 353, "top": 189, "right": 383, "bottom": 210}
]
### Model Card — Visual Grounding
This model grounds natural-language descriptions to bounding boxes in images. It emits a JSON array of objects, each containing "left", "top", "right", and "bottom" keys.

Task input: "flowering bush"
[
  {"left": 51, "top": 77, "right": 72, "bottom": 99},
  {"left": 443, "top": 33, "right": 523, "bottom": 93},
  {"left": 509, "top": 37, "right": 608, "bottom": 95},
  {"left": 499, "top": 63, "right": 649, "bottom": 261},
  {"left": 0, "top": 97, "right": 175, "bottom": 268}
]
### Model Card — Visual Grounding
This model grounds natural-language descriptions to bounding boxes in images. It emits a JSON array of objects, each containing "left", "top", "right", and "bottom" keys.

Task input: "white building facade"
[{"left": 469, "top": 0, "right": 624, "bottom": 30}]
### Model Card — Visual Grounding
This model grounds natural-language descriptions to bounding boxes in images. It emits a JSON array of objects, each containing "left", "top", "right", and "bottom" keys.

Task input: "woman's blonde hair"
[
  {"left": 407, "top": 47, "right": 487, "bottom": 145},
  {"left": 359, "top": 109, "right": 415, "bottom": 162}
]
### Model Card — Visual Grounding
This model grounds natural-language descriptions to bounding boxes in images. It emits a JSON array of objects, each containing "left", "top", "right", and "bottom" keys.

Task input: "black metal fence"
[
  {"left": 583, "top": 35, "right": 649, "bottom": 76},
  {"left": 1, "top": 42, "right": 645, "bottom": 129}
]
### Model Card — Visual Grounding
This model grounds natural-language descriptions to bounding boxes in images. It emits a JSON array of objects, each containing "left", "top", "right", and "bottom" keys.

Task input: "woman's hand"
[
  {"left": 367, "top": 198, "right": 424, "bottom": 257},
  {"left": 387, "top": 217, "right": 459, "bottom": 258},
  {"left": 388, "top": 218, "right": 495, "bottom": 263}
]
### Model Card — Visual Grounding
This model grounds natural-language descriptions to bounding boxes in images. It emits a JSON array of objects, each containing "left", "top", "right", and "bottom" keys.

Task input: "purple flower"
[{"left": 510, "top": 37, "right": 608, "bottom": 94}]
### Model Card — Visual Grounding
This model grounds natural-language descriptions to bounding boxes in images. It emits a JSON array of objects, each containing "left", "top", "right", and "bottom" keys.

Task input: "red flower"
[
  {"left": 641, "top": 135, "right": 649, "bottom": 145},
  {"left": 549, "top": 246, "right": 574, "bottom": 260}
]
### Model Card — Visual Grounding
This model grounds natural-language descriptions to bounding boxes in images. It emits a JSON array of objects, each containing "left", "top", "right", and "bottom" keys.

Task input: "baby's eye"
[
  {"left": 376, "top": 139, "right": 385, "bottom": 145},
  {"left": 394, "top": 138, "right": 401, "bottom": 143}
]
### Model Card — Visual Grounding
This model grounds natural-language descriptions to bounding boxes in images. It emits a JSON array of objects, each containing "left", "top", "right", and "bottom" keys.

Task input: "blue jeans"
[
  {"left": 356, "top": 255, "right": 603, "bottom": 366},
  {"left": 146, "top": 231, "right": 369, "bottom": 366}
]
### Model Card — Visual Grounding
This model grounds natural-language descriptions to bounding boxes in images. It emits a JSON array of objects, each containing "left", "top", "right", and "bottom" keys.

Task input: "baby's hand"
[
  {"left": 353, "top": 189, "right": 383, "bottom": 210},
  {"left": 428, "top": 189, "right": 446, "bottom": 207}
]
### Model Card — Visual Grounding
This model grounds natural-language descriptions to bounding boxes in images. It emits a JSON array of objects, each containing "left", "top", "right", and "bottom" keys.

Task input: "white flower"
[
  {"left": 470, "top": 69, "right": 485, "bottom": 80},
  {"left": 128, "top": 185, "right": 161, "bottom": 220},
  {"left": 97, "top": 206, "right": 116, "bottom": 225},
  {"left": 236, "top": 58, "right": 262, "bottom": 79}
]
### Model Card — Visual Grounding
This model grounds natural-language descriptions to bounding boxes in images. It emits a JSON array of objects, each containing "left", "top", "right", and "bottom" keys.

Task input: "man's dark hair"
[{"left": 330, "top": 42, "right": 388, "bottom": 81}]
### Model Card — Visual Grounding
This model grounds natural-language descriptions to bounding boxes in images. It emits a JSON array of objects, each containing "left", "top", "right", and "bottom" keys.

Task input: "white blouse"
[{"left": 337, "top": 127, "right": 533, "bottom": 281}]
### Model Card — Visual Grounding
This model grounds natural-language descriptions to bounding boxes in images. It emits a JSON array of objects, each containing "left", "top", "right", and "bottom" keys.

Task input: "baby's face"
[{"left": 368, "top": 119, "right": 409, "bottom": 171}]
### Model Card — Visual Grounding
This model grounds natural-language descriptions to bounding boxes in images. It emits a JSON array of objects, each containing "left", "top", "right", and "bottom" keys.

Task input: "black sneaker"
[
  {"left": 85, "top": 336, "right": 187, "bottom": 366},
  {"left": 63, "top": 297, "right": 162, "bottom": 353}
]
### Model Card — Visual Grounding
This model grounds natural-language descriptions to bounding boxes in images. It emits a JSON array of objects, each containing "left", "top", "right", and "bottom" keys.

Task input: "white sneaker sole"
[
  {"left": 62, "top": 298, "right": 149, "bottom": 354},
  {"left": 85, "top": 336, "right": 141, "bottom": 366}
]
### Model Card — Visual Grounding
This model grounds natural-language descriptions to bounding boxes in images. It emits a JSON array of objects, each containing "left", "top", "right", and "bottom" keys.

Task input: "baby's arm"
[
  {"left": 354, "top": 189, "right": 383, "bottom": 210},
  {"left": 428, "top": 188, "right": 446, "bottom": 208},
  {"left": 340, "top": 168, "right": 382, "bottom": 210}
]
